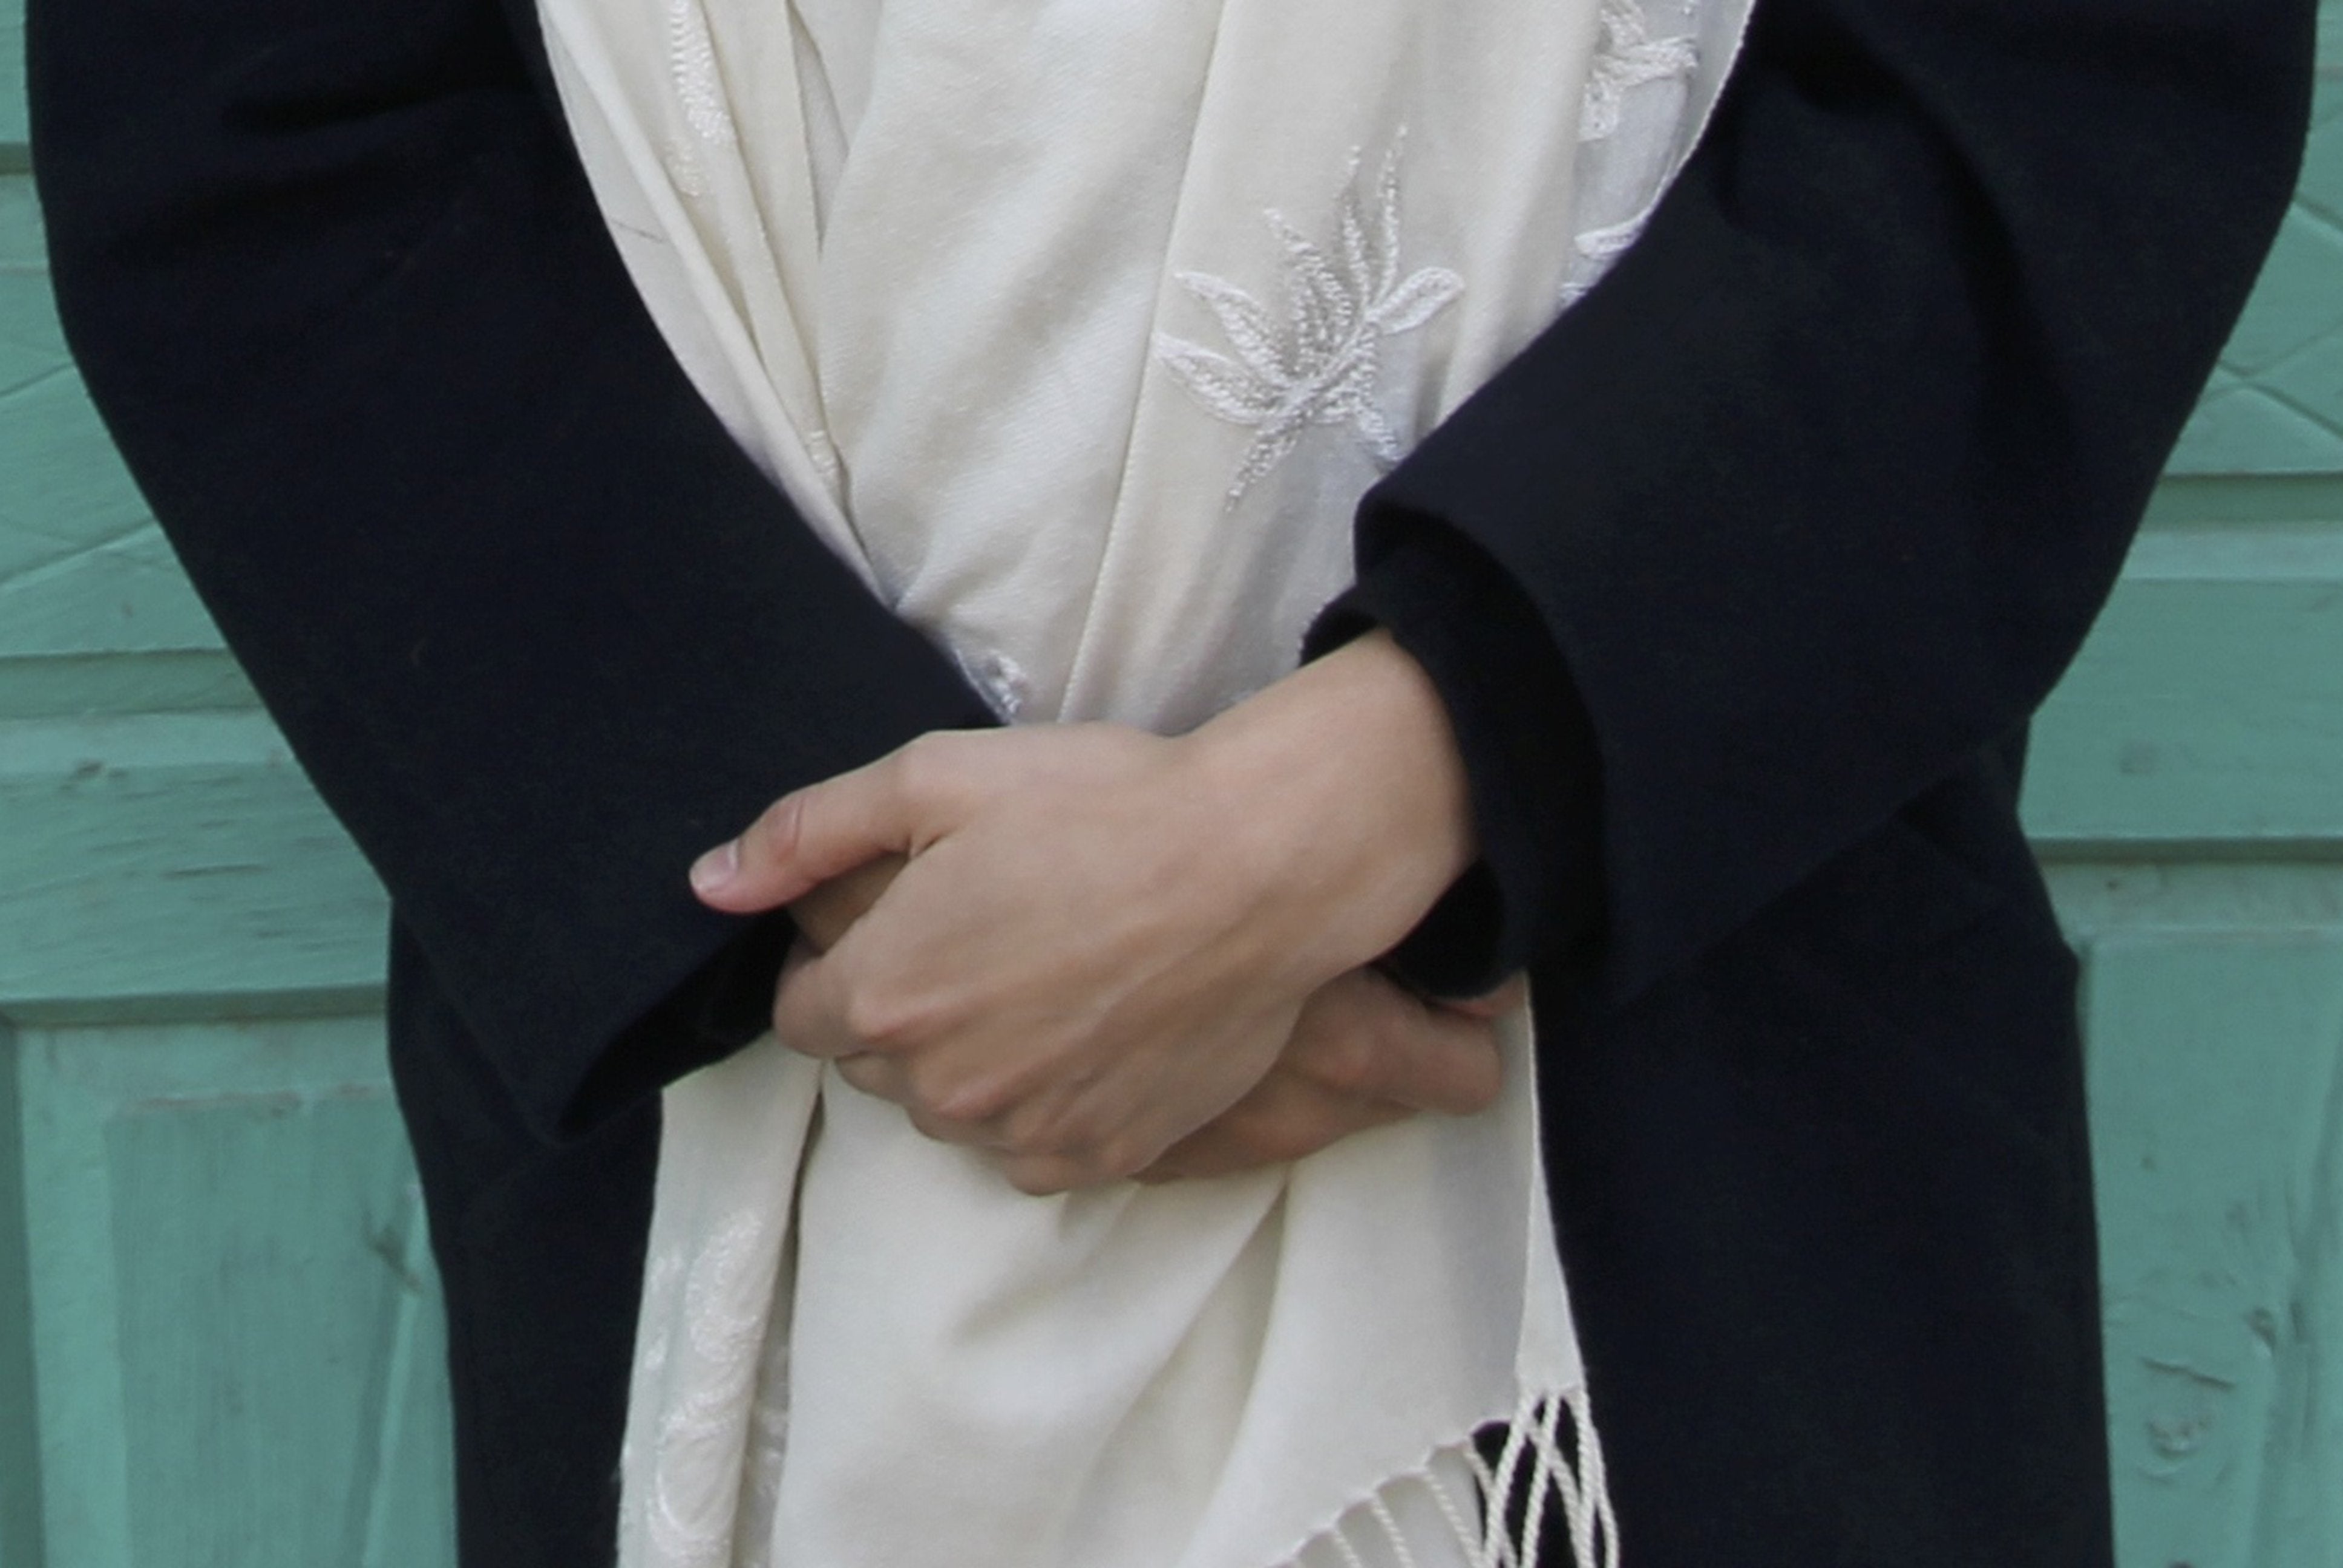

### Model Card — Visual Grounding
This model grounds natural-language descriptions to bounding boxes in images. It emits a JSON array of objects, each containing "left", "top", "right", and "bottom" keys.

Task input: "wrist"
[{"left": 1187, "top": 631, "right": 1476, "bottom": 970}]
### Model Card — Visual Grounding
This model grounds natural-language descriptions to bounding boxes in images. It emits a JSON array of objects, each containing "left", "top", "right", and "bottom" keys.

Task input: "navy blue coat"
[{"left": 28, "top": 0, "right": 2315, "bottom": 1561}]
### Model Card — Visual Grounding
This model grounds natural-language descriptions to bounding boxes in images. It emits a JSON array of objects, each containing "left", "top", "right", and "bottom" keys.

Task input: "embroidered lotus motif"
[
  {"left": 1154, "top": 141, "right": 1464, "bottom": 508},
  {"left": 1581, "top": 0, "right": 1699, "bottom": 143}
]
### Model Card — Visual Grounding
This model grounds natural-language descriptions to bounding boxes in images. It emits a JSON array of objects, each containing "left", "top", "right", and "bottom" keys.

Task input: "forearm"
[
  {"left": 29, "top": 0, "right": 994, "bottom": 1136},
  {"left": 1187, "top": 629, "right": 1480, "bottom": 979},
  {"left": 1349, "top": 0, "right": 2314, "bottom": 1000}
]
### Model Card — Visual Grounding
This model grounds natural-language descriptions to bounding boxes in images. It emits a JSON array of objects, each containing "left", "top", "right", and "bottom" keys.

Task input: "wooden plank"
[
  {"left": 0, "top": 177, "right": 246, "bottom": 716},
  {"left": 0, "top": 350, "right": 151, "bottom": 589},
  {"left": 354, "top": 1192, "right": 459, "bottom": 1568},
  {"left": 2166, "top": 384, "right": 2343, "bottom": 476},
  {"left": 0, "top": 525, "right": 220, "bottom": 661},
  {"left": 0, "top": 177, "right": 56, "bottom": 393},
  {"left": 2305, "top": 90, "right": 2341, "bottom": 232},
  {"left": 2051, "top": 860, "right": 2343, "bottom": 1568},
  {"left": 0, "top": 523, "right": 247, "bottom": 719},
  {"left": 2143, "top": 475, "right": 2343, "bottom": 528},
  {"left": 2164, "top": 5, "right": 2342, "bottom": 478},
  {"left": 13, "top": 1028, "right": 132, "bottom": 1568},
  {"left": 2046, "top": 861, "right": 2343, "bottom": 937},
  {"left": 2203, "top": 209, "right": 2343, "bottom": 385},
  {"left": 2066, "top": 915, "right": 2343, "bottom": 1568},
  {"left": 12, "top": 1016, "right": 454, "bottom": 1568},
  {"left": 0, "top": 177, "right": 157, "bottom": 590},
  {"left": 0, "top": 712, "right": 387, "bottom": 1019},
  {"left": 0, "top": 0, "right": 21, "bottom": 154},
  {"left": 2024, "top": 522, "right": 2343, "bottom": 854},
  {"left": 2321, "top": 2, "right": 2343, "bottom": 139},
  {"left": 0, "top": 652, "right": 253, "bottom": 722},
  {"left": 0, "top": 520, "right": 217, "bottom": 656},
  {"left": 0, "top": 1024, "right": 46, "bottom": 1568}
]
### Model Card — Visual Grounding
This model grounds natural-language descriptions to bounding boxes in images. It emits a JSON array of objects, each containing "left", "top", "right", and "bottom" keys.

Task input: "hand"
[
  {"left": 794, "top": 852, "right": 1518, "bottom": 1181},
  {"left": 787, "top": 852, "right": 906, "bottom": 952},
  {"left": 1134, "top": 970, "right": 1518, "bottom": 1181},
  {"left": 692, "top": 632, "right": 1477, "bottom": 1192}
]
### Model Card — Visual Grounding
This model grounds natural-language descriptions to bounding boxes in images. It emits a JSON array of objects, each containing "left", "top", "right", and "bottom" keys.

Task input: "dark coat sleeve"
[
  {"left": 25, "top": 0, "right": 997, "bottom": 1138},
  {"left": 1345, "top": 0, "right": 2315, "bottom": 1001}
]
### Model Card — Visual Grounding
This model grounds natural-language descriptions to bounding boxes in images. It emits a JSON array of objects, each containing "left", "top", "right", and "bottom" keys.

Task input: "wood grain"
[
  {"left": 9, "top": 1016, "right": 454, "bottom": 1568},
  {"left": 0, "top": 0, "right": 21, "bottom": 155},
  {"left": 2050, "top": 865, "right": 2343, "bottom": 1568}
]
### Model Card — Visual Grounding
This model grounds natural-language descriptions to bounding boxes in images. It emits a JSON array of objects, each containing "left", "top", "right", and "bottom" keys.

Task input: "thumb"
[{"left": 690, "top": 746, "right": 933, "bottom": 913}]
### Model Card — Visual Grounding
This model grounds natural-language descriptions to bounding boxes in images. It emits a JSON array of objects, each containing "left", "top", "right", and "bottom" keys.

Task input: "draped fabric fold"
[{"left": 534, "top": 0, "right": 1749, "bottom": 1561}]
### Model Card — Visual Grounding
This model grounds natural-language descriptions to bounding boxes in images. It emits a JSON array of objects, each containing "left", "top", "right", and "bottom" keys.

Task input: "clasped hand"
[{"left": 691, "top": 633, "right": 1516, "bottom": 1194}]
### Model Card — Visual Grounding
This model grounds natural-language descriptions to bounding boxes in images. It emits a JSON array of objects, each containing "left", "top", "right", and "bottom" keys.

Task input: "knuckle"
[
  {"left": 742, "top": 792, "right": 804, "bottom": 865},
  {"left": 839, "top": 981, "right": 926, "bottom": 1051},
  {"left": 1215, "top": 1103, "right": 1318, "bottom": 1165},
  {"left": 927, "top": 1067, "right": 1017, "bottom": 1129},
  {"left": 995, "top": 1119, "right": 1049, "bottom": 1160},
  {"left": 897, "top": 728, "right": 999, "bottom": 820},
  {"left": 905, "top": 1102, "right": 971, "bottom": 1146},
  {"left": 1310, "top": 1031, "right": 1382, "bottom": 1097},
  {"left": 893, "top": 732, "right": 966, "bottom": 809},
  {"left": 1007, "top": 1087, "right": 1106, "bottom": 1148},
  {"left": 1146, "top": 1139, "right": 1216, "bottom": 1181},
  {"left": 892, "top": 733, "right": 942, "bottom": 793},
  {"left": 835, "top": 1054, "right": 888, "bottom": 1100},
  {"left": 1256, "top": 1119, "right": 1333, "bottom": 1165},
  {"left": 1004, "top": 1157, "right": 1076, "bottom": 1198},
  {"left": 1091, "top": 1135, "right": 1154, "bottom": 1184},
  {"left": 996, "top": 1111, "right": 1069, "bottom": 1163},
  {"left": 1453, "top": 1045, "right": 1504, "bottom": 1114}
]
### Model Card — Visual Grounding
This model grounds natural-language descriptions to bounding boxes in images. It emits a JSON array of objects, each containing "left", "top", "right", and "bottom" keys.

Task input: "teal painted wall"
[
  {"left": 2025, "top": 15, "right": 2343, "bottom": 1561},
  {"left": 2, "top": 7, "right": 2340, "bottom": 1566},
  {"left": 0, "top": 7, "right": 439, "bottom": 1559}
]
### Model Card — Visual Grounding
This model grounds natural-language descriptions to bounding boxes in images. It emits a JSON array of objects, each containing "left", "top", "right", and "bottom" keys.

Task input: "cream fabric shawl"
[{"left": 536, "top": 2, "right": 1748, "bottom": 1563}]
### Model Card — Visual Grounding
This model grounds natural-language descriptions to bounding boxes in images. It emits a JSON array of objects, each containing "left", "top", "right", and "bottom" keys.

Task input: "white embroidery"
[
  {"left": 1155, "top": 140, "right": 1463, "bottom": 508},
  {"left": 733, "top": 1339, "right": 793, "bottom": 1568},
  {"left": 1559, "top": 2, "right": 1699, "bottom": 307},
  {"left": 953, "top": 645, "right": 1032, "bottom": 722},
  {"left": 1580, "top": 0, "right": 1697, "bottom": 143},
  {"left": 666, "top": 0, "right": 738, "bottom": 146},
  {"left": 635, "top": 1210, "right": 775, "bottom": 1568},
  {"left": 1558, "top": 205, "right": 1662, "bottom": 307},
  {"left": 1575, "top": 210, "right": 1652, "bottom": 267},
  {"left": 802, "top": 425, "right": 842, "bottom": 485},
  {"left": 661, "top": 0, "right": 736, "bottom": 195}
]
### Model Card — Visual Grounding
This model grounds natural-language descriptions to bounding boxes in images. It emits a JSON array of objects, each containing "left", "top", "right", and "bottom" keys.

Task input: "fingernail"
[{"left": 689, "top": 840, "right": 739, "bottom": 895}]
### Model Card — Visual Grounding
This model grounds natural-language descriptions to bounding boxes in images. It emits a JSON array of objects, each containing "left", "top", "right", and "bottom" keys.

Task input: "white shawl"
[{"left": 535, "top": 2, "right": 1748, "bottom": 1563}]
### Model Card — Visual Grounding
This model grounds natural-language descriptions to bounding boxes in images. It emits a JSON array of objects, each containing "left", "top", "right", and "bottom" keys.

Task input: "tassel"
[{"left": 1286, "top": 1387, "right": 1620, "bottom": 1568}]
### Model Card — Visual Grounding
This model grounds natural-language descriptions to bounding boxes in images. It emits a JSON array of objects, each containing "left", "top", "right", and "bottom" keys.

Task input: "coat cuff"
[{"left": 563, "top": 912, "right": 798, "bottom": 1128}]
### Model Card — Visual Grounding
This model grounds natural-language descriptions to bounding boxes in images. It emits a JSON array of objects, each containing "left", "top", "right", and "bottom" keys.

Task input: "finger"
[
  {"left": 995, "top": 1152, "right": 1090, "bottom": 1198},
  {"left": 1136, "top": 1069, "right": 1409, "bottom": 1182},
  {"left": 830, "top": 1056, "right": 1001, "bottom": 1149},
  {"left": 1289, "top": 970, "right": 1502, "bottom": 1116},
  {"left": 770, "top": 944, "right": 876, "bottom": 1061},
  {"left": 1144, "top": 1067, "right": 1404, "bottom": 1177},
  {"left": 1138, "top": 1106, "right": 1411, "bottom": 1182},
  {"left": 830, "top": 1050, "right": 906, "bottom": 1103},
  {"left": 692, "top": 737, "right": 963, "bottom": 912},
  {"left": 788, "top": 853, "right": 909, "bottom": 952}
]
